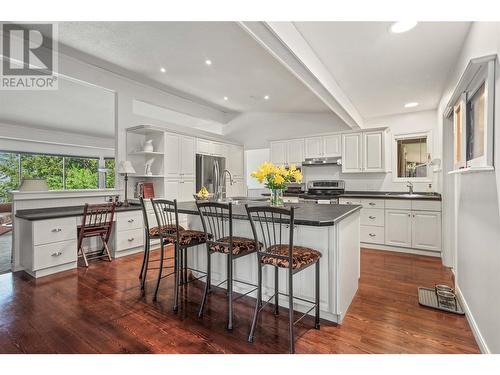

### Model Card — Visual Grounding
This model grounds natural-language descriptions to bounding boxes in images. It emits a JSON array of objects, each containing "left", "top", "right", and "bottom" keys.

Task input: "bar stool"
[
  {"left": 77, "top": 203, "right": 116, "bottom": 267},
  {"left": 245, "top": 205, "right": 322, "bottom": 354},
  {"left": 151, "top": 198, "right": 208, "bottom": 311},
  {"left": 138, "top": 197, "right": 184, "bottom": 290},
  {"left": 196, "top": 201, "right": 259, "bottom": 330}
]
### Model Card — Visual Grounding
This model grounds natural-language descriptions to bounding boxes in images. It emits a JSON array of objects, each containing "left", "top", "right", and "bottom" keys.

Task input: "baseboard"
[
  {"left": 455, "top": 284, "right": 491, "bottom": 354},
  {"left": 361, "top": 242, "right": 441, "bottom": 257}
]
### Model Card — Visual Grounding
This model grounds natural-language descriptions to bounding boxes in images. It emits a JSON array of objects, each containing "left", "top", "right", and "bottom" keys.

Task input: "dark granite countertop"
[
  {"left": 176, "top": 201, "right": 361, "bottom": 227},
  {"left": 16, "top": 204, "right": 142, "bottom": 221},
  {"left": 341, "top": 191, "right": 441, "bottom": 201}
]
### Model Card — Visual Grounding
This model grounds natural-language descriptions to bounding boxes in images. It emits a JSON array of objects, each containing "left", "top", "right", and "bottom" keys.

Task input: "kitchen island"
[{"left": 177, "top": 201, "right": 361, "bottom": 324}]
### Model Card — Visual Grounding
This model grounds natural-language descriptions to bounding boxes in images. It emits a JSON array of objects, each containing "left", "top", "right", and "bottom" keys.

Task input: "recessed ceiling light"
[
  {"left": 205, "top": 59, "right": 212, "bottom": 66},
  {"left": 390, "top": 21, "right": 418, "bottom": 33},
  {"left": 264, "top": 95, "right": 270, "bottom": 100},
  {"left": 223, "top": 96, "right": 228, "bottom": 101},
  {"left": 160, "top": 67, "right": 166, "bottom": 73},
  {"left": 404, "top": 102, "right": 419, "bottom": 108}
]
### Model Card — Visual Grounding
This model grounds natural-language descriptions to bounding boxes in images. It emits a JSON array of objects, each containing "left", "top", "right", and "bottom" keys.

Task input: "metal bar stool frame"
[
  {"left": 196, "top": 201, "right": 259, "bottom": 331},
  {"left": 151, "top": 198, "right": 208, "bottom": 311},
  {"left": 77, "top": 203, "right": 116, "bottom": 267},
  {"left": 245, "top": 205, "right": 321, "bottom": 354}
]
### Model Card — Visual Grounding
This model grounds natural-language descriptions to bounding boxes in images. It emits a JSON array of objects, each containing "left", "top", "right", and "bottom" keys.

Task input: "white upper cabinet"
[
  {"left": 180, "top": 136, "right": 195, "bottom": 178},
  {"left": 287, "top": 139, "right": 305, "bottom": 165},
  {"left": 342, "top": 133, "right": 363, "bottom": 173},
  {"left": 196, "top": 138, "right": 224, "bottom": 156},
  {"left": 305, "top": 137, "right": 323, "bottom": 158},
  {"left": 227, "top": 144, "right": 244, "bottom": 177},
  {"left": 342, "top": 129, "right": 389, "bottom": 173},
  {"left": 212, "top": 142, "right": 224, "bottom": 157},
  {"left": 270, "top": 141, "right": 288, "bottom": 166},
  {"left": 165, "top": 133, "right": 181, "bottom": 177},
  {"left": 363, "top": 131, "right": 384, "bottom": 172},
  {"left": 323, "top": 134, "right": 341, "bottom": 157}
]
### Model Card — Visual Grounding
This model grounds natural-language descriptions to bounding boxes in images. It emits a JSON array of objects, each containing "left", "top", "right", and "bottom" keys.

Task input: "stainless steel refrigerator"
[{"left": 196, "top": 154, "right": 226, "bottom": 195}]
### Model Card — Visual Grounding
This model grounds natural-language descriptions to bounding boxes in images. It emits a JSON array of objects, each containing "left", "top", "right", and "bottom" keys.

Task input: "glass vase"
[{"left": 270, "top": 188, "right": 284, "bottom": 207}]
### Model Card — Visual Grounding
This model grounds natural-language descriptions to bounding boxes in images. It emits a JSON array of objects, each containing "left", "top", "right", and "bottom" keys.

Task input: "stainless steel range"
[{"left": 301, "top": 180, "right": 345, "bottom": 204}]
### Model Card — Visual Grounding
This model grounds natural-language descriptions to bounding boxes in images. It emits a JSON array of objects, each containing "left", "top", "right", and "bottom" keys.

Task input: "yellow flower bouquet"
[{"left": 251, "top": 162, "right": 302, "bottom": 205}]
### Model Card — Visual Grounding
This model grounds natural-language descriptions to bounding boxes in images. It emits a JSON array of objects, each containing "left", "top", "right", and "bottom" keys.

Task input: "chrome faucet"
[
  {"left": 407, "top": 181, "right": 414, "bottom": 195},
  {"left": 220, "top": 169, "right": 234, "bottom": 200}
]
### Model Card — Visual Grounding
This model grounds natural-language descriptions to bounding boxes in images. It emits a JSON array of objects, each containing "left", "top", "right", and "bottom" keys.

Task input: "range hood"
[{"left": 302, "top": 157, "right": 341, "bottom": 166}]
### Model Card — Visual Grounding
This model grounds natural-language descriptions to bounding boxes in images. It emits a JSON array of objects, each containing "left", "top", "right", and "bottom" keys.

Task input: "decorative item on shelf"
[
  {"left": 118, "top": 161, "right": 136, "bottom": 207},
  {"left": 135, "top": 182, "right": 155, "bottom": 199},
  {"left": 19, "top": 178, "right": 49, "bottom": 191},
  {"left": 143, "top": 139, "right": 154, "bottom": 152},
  {"left": 251, "top": 162, "right": 302, "bottom": 206},
  {"left": 144, "top": 157, "right": 155, "bottom": 176}
]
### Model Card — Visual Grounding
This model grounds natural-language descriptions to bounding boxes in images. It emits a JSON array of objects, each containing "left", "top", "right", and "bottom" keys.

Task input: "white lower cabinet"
[
  {"left": 360, "top": 226, "right": 384, "bottom": 244},
  {"left": 385, "top": 210, "right": 412, "bottom": 247},
  {"left": 411, "top": 210, "right": 442, "bottom": 251}
]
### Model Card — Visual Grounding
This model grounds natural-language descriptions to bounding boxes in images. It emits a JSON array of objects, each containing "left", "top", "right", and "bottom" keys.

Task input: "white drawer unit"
[
  {"left": 360, "top": 226, "right": 385, "bottom": 244},
  {"left": 360, "top": 208, "right": 384, "bottom": 227},
  {"left": 33, "top": 239, "right": 78, "bottom": 271},
  {"left": 116, "top": 228, "right": 145, "bottom": 252},
  {"left": 360, "top": 198, "right": 385, "bottom": 209},
  {"left": 339, "top": 198, "right": 361, "bottom": 205},
  {"left": 116, "top": 211, "right": 143, "bottom": 232},
  {"left": 33, "top": 218, "right": 77, "bottom": 246}
]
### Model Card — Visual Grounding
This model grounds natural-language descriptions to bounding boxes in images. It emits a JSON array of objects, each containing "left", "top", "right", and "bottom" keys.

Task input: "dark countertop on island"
[
  {"left": 16, "top": 204, "right": 142, "bottom": 221},
  {"left": 176, "top": 201, "right": 361, "bottom": 227}
]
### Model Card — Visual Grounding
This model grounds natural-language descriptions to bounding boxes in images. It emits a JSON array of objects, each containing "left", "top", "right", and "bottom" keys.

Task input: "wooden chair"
[
  {"left": 245, "top": 205, "right": 322, "bottom": 354},
  {"left": 77, "top": 203, "right": 116, "bottom": 267},
  {"left": 196, "top": 201, "right": 259, "bottom": 330}
]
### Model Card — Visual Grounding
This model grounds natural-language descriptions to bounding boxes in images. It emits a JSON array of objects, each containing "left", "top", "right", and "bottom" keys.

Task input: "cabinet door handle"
[
  {"left": 369, "top": 216, "right": 376, "bottom": 219},
  {"left": 369, "top": 233, "right": 376, "bottom": 237},
  {"left": 128, "top": 238, "right": 135, "bottom": 242},
  {"left": 51, "top": 251, "right": 63, "bottom": 257},
  {"left": 51, "top": 228, "right": 62, "bottom": 232},
  {"left": 128, "top": 219, "right": 135, "bottom": 223},
  {"left": 369, "top": 202, "right": 376, "bottom": 206},
  {"left": 346, "top": 201, "right": 352, "bottom": 205},
  {"left": 408, "top": 213, "right": 411, "bottom": 217}
]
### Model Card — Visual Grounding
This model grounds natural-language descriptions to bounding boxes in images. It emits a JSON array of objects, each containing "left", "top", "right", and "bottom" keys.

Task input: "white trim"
[
  {"left": 361, "top": 243, "right": 441, "bottom": 257},
  {"left": 11, "top": 189, "right": 121, "bottom": 201},
  {"left": 0, "top": 135, "right": 115, "bottom": 152},
  {"left": 447, "top": 166, "right": 495, "bottom": 175},
  {"left": 392, "top": 130, "right": 433, "bottom": 183},
  {"left": 455, "top": 284, "right": 491, "bottom": 354}
]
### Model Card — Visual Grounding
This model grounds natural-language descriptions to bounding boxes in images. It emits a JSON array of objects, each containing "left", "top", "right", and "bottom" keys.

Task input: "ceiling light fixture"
[
  {"left": 404, "top": 102, "right": 419, "bottom": 108},
  {"left": 205, "top": 59, "right": 212, "bottom": 66},
  {"left": 264, "top": 95, "right": 270, "bottom": 100},
  {"left": 160, "top": 67, "right": 166, "bottom": 73},
  {"left": 223, "top": 96, "right": 228, "bottom": 101},
  {"left": 390, "top": 21, "right": 418, "bottom": 33}
]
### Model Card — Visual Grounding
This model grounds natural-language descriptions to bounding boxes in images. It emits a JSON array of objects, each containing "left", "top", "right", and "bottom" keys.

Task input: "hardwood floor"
[{"left": 0, "top": 247, "right": 480, "bottom": 354}]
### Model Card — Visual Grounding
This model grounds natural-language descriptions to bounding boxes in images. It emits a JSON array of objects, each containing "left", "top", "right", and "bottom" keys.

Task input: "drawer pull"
[
  {"left": 369, "top": 216, "right": 376, "bottom": 219},
  {"left": 51, "top": 228, "right": 62, "bottom": 232},
  {"left": 51, "top": 251, "right": 63, "bottom": 257},
  {"left": 369, "top": 233, "right": 376, "bottom": 237},
  {"left": 128, "top": 219, "right": 135, "bottom": 223},
  {"left": 345, "top": 201, "right": 352, "bottom": 204},
  {"left": 369, "top": 202, "right": 376, "bottom": 206},
  {"left": 128, "top": 238, "right": 135, "bottom": 242}
]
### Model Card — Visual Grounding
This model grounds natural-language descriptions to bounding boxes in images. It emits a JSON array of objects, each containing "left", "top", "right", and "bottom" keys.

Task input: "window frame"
[{"left": 392, "top": 131, "right": 433, "bottom": 183}]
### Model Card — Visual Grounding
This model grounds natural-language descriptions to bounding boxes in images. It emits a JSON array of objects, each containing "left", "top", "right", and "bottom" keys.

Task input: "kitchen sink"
[{"left": 383, "top": 192, "right": 439, "bottom": 199}]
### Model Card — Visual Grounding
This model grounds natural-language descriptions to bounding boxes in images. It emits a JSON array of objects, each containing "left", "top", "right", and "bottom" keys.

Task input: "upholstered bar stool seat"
[
  {"left": 208, "top": 236, "right": 260, "bottom": 255},
  {"left": 261, "top": 245, "right": 322, "bottom": 270},
  {"left": 149, "top": 224, "right": 185, "bottom": 237},
  {"left": 163, "top": 230, "right": 210, "bottom": 247}
]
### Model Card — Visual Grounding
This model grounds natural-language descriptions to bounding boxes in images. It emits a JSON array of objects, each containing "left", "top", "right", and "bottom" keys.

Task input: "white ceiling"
[
  {"left": 53, "top": 22, "right": 330, "bottom": 113},
  {"left": 293, "top": 22, "right": 471, "bottom": 119},
  {"left": 0, "top": 77, "right": 115, "bottom": 138}
]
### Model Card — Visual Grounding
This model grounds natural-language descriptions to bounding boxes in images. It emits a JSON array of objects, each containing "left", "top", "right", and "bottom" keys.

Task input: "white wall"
[
  {"left": 223, "top": 112, "right": 350, "bottom": 149},
  {"left": 437, "top": 22, "right": 500, "bottom": 354},
  {"left": 0, "top": 122, "right": 114, "bottom": 158}
]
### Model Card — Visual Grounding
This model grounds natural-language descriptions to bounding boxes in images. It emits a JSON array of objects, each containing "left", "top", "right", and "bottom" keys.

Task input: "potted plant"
[{"left": 251, "top": 162, "right": 302, "bottom": 206}]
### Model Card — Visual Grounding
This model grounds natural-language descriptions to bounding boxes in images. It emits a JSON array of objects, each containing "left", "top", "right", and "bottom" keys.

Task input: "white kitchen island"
[{"left": 177, "top": 201, "right": 361, "bottom": 324}]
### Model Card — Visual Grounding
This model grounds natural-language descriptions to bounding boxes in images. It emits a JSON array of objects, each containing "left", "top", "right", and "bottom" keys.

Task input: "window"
[
  {"left": 392, "top": 132, "right": 431, "bottom": 182},
  {"left": 0, "top": 151, "right": 115, "bottom": 201},
  {"left": 449, "top": 56, "right": 495, "bottom": 171}
]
